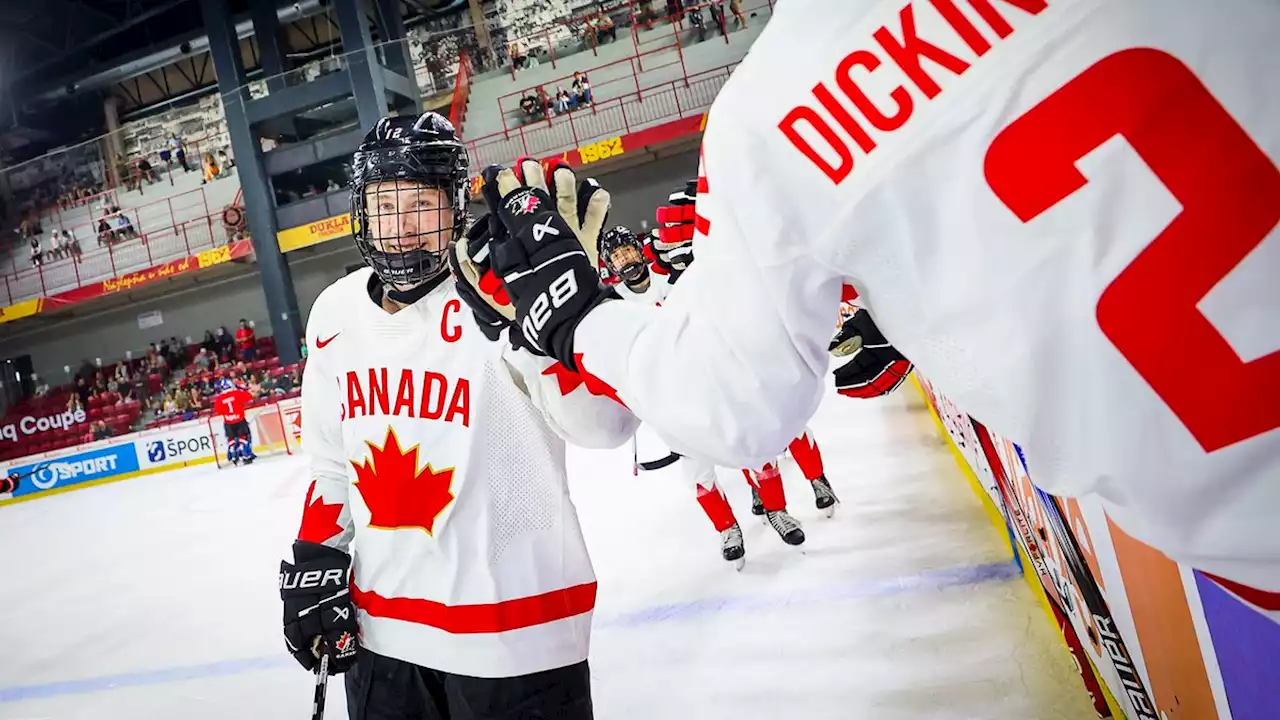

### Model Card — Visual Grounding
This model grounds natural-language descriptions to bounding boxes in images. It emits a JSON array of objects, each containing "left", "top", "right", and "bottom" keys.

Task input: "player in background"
[
  {"left": 604, "top": 224, "right": 836, "bottom": 567},
  {"left": 469, "top": 2, "right": 1280, "bottom": 590},
  {"left": 281, "top": 118, "right": 636, "bottom": 720},
  {"left": 213, "top": 378, "right": 255, "bottom": 466}
]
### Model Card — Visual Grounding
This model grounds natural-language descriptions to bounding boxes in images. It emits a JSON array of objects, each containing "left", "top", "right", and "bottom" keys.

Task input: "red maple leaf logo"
[
  {"left": 297, "top": 480, "right": 345, "bottom": 544},
  {"left": 574, "top": 354, "right": 627, "bottom": 408},
  {"left": 351, "top": 428, "right": 455, "bottom": 535}
]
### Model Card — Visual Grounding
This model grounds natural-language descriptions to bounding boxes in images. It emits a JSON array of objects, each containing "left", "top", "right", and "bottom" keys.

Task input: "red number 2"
[{"left": 985, "top": 48, "right": 1280, "bottom": 452}]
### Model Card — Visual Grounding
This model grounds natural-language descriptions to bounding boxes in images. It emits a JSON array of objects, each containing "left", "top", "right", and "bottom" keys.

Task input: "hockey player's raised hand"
[
  {"left": 830, "top": 309, "right": 913, "bottom": 399},
  {"left": 481, "top": 160, "right": 616, "bottom": 369},
  {"left": 652, "top": 179, "right": 699, "bottom": 280}
]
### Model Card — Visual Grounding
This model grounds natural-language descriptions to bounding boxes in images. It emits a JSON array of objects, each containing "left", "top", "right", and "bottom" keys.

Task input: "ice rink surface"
[{"left": 0, "top": 384, "right": 1099, "bottom": 719}]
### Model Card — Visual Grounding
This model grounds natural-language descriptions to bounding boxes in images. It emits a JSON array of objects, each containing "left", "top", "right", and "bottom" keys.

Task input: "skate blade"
[
  {"left": 823, "top": 505, "right": 835, "bottom": 519},
  {"left": 734, "top": 557, "right": 745, "bottom": 571}
]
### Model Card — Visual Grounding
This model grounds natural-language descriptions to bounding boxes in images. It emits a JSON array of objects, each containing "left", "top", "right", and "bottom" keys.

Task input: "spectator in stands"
[
  {"left": 92, "top": 420, "right": 113, "bottom": 441},
  {"left": 107, "top": 373, "right": 120, "bottom": 395},
  {"left": 202, "top": 329, "right": 219, "bottom": 355},
  {"left": 554, "top": 88, "right": 573, "bottom": 114},
  {"left": 236, "top": 319, "right": 257, "bottom": 361},
  {"left": 161, "top": 390, "right": 180, "bottom": 418},
  {"left": 67, "top": 392, "right": 84, "bottom": 414},
  {"left": 114, "top": 361, "right": 131, "bottom": 385},
  {"left": 216, "top": 327, "right": 236, "bottom": 362},
  {"left": 591, "top": 14, "right": 617, "bottom": 44},
  {"left": 218, "top": 148, "right": 234, "bottom": 171},
  {"left": 97, "top": 217, "right": 115, "bottom": 247},
  {"left": 170, "top": 136, "right": 190, "bottom": 172},
  {"left": 92, "top": 371, "right": 108, "bottom": 395},
  {"left": 729, "top": 0, "right": 749, "bottom": 29},
  {"left": 33, "top": 375, "right": 50, "bottom": 398},
  {"left": 248, "top": 374, "right": 265, "bottom": 400},
  {"left": 202, "top": 152, "right": 221, "bottom": 184},
  {"left": 78, "top": 359, "right": 96, "bottom": 382},
  {"left": 188, "top": 385, "right": 203, "bottom": 410},
  {"left": 112, "top": 210, "right": 138, "bottom": 240},
  {"left": 29, "top": 234, "right": 42, "bottom": 266},
  {"left": 299, "top": 337, "right": 308, "bottom": 359},
  {"left": 573, "top": 72, "right": 592, "bottom": 105},
  {"left": 194, "top": 347, "right": 214, "bottom": 372},
  {"left": 536, "top": 86, "right": 552, "bottom": 113},
  {"left": 519, "top": 93, "right": 541, "bottom": 123},
  {"left": 136, "top": 158, "right": 157, "bottom": 184},
  {"left": 510, "top": 40, "right": 527, "bottom": 70}
]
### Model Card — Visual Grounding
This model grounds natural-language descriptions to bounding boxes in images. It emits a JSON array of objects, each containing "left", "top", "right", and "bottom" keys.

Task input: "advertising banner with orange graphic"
[{"left": 915, "top": 373, "right": 1279, "bottom": 720}]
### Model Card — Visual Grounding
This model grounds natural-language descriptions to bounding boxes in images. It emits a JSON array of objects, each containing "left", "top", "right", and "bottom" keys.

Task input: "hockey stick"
[
  {"left": 310, "top": 653, "right": 330, "bottom": 720},
  {"left": 968, "top": 419, "right": 1114, "bottom": 719},
  {"left": 630, "top": 433, "right": 638, "bottom": 477},
  {"left": 2, "top": 461, "right": 53, "bottom": 494},
  {"left": 1026, "top": 467, "right": 1158, "bottom": 720}
]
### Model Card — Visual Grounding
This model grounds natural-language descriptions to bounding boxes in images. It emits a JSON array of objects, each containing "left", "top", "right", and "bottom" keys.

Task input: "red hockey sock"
[
  {"left": 743, "top": 462, "right": 786, "bottom": 512},
  {"left": 788, "top": 431, "right": 825, "bottom": 481},
  {"left": 695, "top": 484, "right": 737, "bottom": 532}
]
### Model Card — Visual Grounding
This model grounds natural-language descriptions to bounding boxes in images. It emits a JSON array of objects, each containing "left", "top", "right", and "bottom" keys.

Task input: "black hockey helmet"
[
  {"left": 599, "top": 225, "right": 647, "bottom": 285},
  {"left": 350, "top": 112, "right": 469, "bottom": 291}
]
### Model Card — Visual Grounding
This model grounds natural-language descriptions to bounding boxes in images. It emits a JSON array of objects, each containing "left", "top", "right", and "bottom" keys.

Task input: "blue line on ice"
[{"left": 0, "top": 561, "right": 1018, "bottom": 703}]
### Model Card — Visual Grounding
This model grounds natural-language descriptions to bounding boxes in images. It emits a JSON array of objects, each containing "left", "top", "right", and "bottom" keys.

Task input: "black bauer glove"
[
  {"left": 831, "top": 309, "right": 914, "bottom": 398},
  {"left": 280, "top": 540, "right": 359, "bottom": 674},
  {"left": 448, "top": 213, "right": 548, "bottom": 355},
  {"left": 652, "top": 178, "right": 700, "bottom": 282},
  {"left": 482, "top": 161, "right": 615, "bottom": 370}
]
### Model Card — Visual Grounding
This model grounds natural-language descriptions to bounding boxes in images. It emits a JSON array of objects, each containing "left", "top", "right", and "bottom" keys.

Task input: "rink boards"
[
  {"left": 0, "top": 398, "right": 301, "bottom": 504},
  {"left": 915, "top": 373, "right": 1279, "bottom": 720}
]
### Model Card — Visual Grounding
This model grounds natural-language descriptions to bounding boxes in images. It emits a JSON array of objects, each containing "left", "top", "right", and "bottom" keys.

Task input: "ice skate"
[
  {"left": 721, "top": 523, "right": 745, "bottom": 570},
  {"left": 750, "top": 486, "right": 764, "bottom": 516},
  {"left": 811, "top": 475, "right": 838, "bottom": 517},
  {"left": 765, "top": 509, "right": 805, "bottom": 545}
]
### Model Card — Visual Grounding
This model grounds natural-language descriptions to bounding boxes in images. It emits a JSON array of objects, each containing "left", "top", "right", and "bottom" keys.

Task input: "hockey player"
[
  {"left": 605, "top": 224, "right": 834, "bottom": 566},
  {"left": 466, "top": 3, "right": 1280, "bottom": 590},
  {"left": 280, "top": 114, "right": 637, "bottom": 720},
  {"left": 213, "top": 378, "right": 255, "bottom": 465}
]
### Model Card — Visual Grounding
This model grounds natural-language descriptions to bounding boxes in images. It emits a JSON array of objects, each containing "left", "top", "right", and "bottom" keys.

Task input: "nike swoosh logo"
[{"left": 316, "top": 332, "right": 340, "bottom": 349}]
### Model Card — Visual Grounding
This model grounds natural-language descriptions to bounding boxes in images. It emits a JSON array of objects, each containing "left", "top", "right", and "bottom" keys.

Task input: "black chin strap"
[
  {"left": 367, "top": 270, "right": 449, "bottom": 307},
  {"left": 385, "top": 271, "right": 449, "bottom": 305}
]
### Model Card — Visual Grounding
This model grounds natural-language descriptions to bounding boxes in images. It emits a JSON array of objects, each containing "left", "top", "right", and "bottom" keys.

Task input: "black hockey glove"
[
  {"left": 652, "top": 179, "right": 699, "bottom": 282},
  {"left": 482, "top": 162, "right": 616, "bottom": 370},
  {"left": 280, "top": 541, "right": 359, "bottom": 674},
  {"left": 831, "top": 309, "right": 914, "bottom": 399},
  {"left": 448, "top": 214, "right": 547, "bottom": 355}
]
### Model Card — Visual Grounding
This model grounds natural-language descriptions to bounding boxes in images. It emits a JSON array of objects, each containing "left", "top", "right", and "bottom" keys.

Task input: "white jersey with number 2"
[{"left": 573, "top": 0, "right": 1280, "bottom": 590}]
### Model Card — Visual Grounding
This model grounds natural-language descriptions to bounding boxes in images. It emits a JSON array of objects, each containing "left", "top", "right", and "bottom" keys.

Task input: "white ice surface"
[{"left": 0, "top": 385, "right": 1098, "bottom": 719}]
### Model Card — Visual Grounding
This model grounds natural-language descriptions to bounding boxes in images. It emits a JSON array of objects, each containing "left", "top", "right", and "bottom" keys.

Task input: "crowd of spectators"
[{"left": 520, "top": 72, "right": 593, "bottom": 124}]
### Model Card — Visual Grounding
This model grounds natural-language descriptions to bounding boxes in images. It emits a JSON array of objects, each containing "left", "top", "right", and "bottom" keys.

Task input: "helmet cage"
[{"left": 350, "top": 117, "right": 469, "bottom": 290}]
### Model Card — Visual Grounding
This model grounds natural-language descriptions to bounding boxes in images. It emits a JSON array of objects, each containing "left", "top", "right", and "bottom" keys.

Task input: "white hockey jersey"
[
  {"left": 613, "top": 271, "right": 671, "bottom": 307},
  {"left": 298, "top": 269, "right": 637, "bottom": 678},
  {"left": 573, "top": 0, "right": 1280, "bottom": 588}
]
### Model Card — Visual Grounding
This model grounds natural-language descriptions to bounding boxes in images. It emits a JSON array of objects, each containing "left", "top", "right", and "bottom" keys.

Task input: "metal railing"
[{"left": 465, "top": 61, "right": 733, "bottom": 171}]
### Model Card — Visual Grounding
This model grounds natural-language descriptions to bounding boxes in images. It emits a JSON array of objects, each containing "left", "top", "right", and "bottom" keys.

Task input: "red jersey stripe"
[{"left": 351, "top": 581, "right": 598, "bottom": 634}]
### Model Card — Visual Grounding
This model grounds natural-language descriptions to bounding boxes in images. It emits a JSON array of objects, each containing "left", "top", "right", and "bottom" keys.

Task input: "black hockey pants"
[{"left": 345, "top": 647, "right": 593, "bottom": 720}]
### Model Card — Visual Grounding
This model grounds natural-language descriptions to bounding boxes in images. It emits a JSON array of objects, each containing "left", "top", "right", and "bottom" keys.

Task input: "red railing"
[
  {"left": 466, "top": 61, "right": 734, "bottom": 172},
  {"left": 449, "top": 50, "right": 474, "bottom": 132},
  {"left": 0, "top": 187, "right": 228, "bottom": 307}
]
